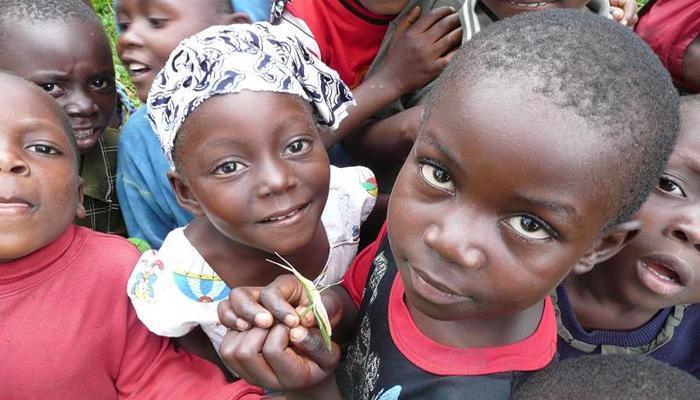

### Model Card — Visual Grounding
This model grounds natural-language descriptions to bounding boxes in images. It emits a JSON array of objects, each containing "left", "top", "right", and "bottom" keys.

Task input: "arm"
[{"left": 321, "top": 6, "right": 461, "bottom": 148}]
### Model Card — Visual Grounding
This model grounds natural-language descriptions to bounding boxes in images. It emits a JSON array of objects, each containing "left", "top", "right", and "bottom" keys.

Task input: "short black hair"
[
  {"left": 0, "top": 70, "right": 80, "bottom": 165},
  {"left": 512, "top": 354, "right": 700, "bottom": 400},
  {"left": 428, "top": 9, "right": 680, "bottom": 229},
  {"left": 0, "top": 0, "right": 100, "bottom": 49}
]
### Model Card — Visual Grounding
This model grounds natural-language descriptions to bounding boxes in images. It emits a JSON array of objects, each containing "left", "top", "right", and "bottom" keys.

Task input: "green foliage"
[{"left": 91, "top": 0, "right": 140, "bottom": 106}]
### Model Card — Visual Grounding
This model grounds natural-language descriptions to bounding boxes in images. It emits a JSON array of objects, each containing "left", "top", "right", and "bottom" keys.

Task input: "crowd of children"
[{"left": 0, "top": 0, "right": 698, "bottom": 399}]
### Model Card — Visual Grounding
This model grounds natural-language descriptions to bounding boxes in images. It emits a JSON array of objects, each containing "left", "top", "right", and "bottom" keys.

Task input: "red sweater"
[
  {"left": 287, "top": 0, "right": 394, "bottom": 88},
  {"left": 0, "top": 225, "right": 263, "bottom": 400}
]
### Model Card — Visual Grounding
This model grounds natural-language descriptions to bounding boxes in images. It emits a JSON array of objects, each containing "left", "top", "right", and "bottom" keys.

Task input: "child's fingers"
[
  {"left": 395, "top": 6, "right": 422, "bottom": 33},
  {"left": 609, "top": 0, "right": 637, "bottom": 27},
  {"left": 289, "top": 326, "right": 340, "bottom": 370},
  {"left": 221, "top": 327, "right": 282, "bottom": 389},
  {"left": 411, "top": 6, "right": 456, "bottom": 34},
  {"left": 259, "top": 275, "right": 309, "bottom": 327},
  {"left": 228, "top": 286, "right": 274, "bottom": 329},
  {"left": 424, "top": 11, "right": 461, "bottom": 44},
  {"left": 433, "top": 26, "right": 462, "bottom": 58}
]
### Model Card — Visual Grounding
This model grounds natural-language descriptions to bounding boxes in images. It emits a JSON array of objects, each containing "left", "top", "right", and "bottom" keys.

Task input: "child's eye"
[
  {"left": 284, "top": 139, "right": 311, "bottom": 155},
  {"left": 38, "top": 83, "right": 65, "bottom": 97},
  {"left": 147, "top": 17, "right": 168, "bottom": 28},
  {"left": 27, "top": 144, "right": 61, "bottom": 155},
  {"left": 657, "top": 176, "right": 686, "bottom": 198},
  {"left": 91, "top": 78, "right": 113, "bottom": 91},
  {"left": 419, "top": 162, "right": 454, "bottom": 192},
  {"left": 213, "top": 160, "right": 246, "bottom": 175},
  {"left": 504, "top": 215, "right": 554, "bottom": 240}
]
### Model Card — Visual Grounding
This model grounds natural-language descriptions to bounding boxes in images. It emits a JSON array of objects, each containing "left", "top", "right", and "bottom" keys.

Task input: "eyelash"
[
  {"left": 27, "top": 144, "right": 61, "bottom": 155},
  {"left": 417, "top": 158, "right": 454, "bottom": 193},
  {"left": 213, "top": 160, "right": 246, "bottom": 176},
  {"left": 503, "top": 214, "right": 559, "bottom": 242},
  {"left": 657, "top": 175, "right": 686, "bottom": 198}
]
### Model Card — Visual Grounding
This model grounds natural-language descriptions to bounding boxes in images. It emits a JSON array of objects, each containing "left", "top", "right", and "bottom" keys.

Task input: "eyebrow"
[
  {"left": 677, "top": 151, "right": 700, "bottom": 176},
  {"left": 512, "top": 191, "right": 583, "bottom": 229},
  {"left": 420, "top": 129, "right": 461, "bottom": 165}
]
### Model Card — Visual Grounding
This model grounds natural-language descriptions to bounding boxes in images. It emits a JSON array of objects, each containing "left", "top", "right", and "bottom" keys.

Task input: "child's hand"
[
  {"left": 218, "top": 274, "right": 344, "bottom": 332},
  {"left": 609, "top": 0, "right": 638, "bottom": 27},
  {"left": 219, "top": 324, "right": 341, "bottom": 396},
  {"left": 375, "top": 6, "right": 462, "bottom": 96}
]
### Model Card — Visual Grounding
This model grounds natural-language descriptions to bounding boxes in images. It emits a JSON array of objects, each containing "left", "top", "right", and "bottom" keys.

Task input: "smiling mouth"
[
  {"left": 127, "top": 62, "right": 152, "bottom": 78},
  {"left": 259, "top": 203, "right": 309, "bottom": 224},
  {"left": 73, "top": 128, "right": 99, "bottom": 140},
  {"left": 507, "top": 0, "right": 556, "bottom": 7},
  {"left": 643, "top": 261, "right": 680, "bottom": 283}
]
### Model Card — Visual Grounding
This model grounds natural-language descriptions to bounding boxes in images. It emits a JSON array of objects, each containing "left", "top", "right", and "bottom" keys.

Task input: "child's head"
[
  {"left": 588, "top": 95, "right": 700, "bottom": 310},
  {"left": 148, "top": 24, "right": 354, "bottom": 255},
  {"left": 387, "top": 10, "right": 679, "bottom": 321},
  {"left": 481, "top": 0, "right": 591, "bottom": 19},
  {"left": 0, "top": 0, "right": 116, "bottom": 154},
  {"left": 0, "top": 71, "right": 84, "bottom": 262},
  {"left": 512, "top": 354, "right": 700, "bottom": 399},
  {"left": 115, "top": 0, "right": 250, "bottom": 102}
]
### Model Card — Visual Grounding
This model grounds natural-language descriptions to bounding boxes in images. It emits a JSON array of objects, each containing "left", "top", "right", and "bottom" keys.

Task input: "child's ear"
[
  {"left": 168, "top": 171, "right": 205, "bottom": 216},
  {"left": 75, "top": 176, "right": 86, "bottom": 220},
  {"left": 574, "top": 220, "right": 641, "bottom": 275},
  {"left": 224, "top": 11, "right": 253, "bottom": 25}
]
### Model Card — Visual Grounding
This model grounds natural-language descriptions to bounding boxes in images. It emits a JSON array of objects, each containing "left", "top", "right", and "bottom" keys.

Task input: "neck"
[
  {"left": 408, "top": 300, "right": 544, "bottom": 348},
  {"left": 564, "top": 267, "right": 660, "bottom": 330},
  {"left": 185, "top": 218, "right": 329, "bottom": 288}
]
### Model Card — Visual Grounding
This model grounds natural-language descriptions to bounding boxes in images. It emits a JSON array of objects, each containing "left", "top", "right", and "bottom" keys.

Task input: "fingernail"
[
  {"left": 254, "top": 312, "right": 272, "bottom": 327},
  {"left": 290, "top": 327, "right": 307, "bottom": 342},
  {"left": 235, "top": 319, "right": 250, "bottom": 330},
  {"left": 284, "top": 314, "right": 299, "bottom": 327}
]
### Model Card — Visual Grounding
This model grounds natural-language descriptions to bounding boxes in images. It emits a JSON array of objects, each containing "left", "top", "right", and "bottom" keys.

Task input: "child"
[
  {"left": 0, "top": 0, "right": 126, "bottom": 236},
  {"left": 126, "top": 22, "right": 377, "bottom": 367},
  {"left": 115, "top": 0, "right": 251, "bottom": 248},
  {"left": 0, "top": 71, "right": 263, "bottom": 399},
  {"left": 511, "top": 354, "right": 700, "bottom": 399},
  {"left": 635, "top": 0, "right": 700, "bottom": 94},
  {"left": 217, "top": 10, "right": 680, "bottom": 399},
  {"left": 554, "top": 95, "right": 700, "bottom": 377}
]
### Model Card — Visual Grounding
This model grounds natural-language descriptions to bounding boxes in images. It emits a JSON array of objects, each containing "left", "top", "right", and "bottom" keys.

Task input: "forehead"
[
  {"left": 0, "top": 78, "right": 70, "bottom": 138},
  {"left": 0, "top": 19, "right": 112, "bottom": 76},
  {"left": 420, "top": 78, "right": 615, "bottom": 218},
  {"left": 117, "top": 0, "right": 221, "bottom": 15},
  {"left": 671, "top": 105, "right": 700, "bottom": 171}
]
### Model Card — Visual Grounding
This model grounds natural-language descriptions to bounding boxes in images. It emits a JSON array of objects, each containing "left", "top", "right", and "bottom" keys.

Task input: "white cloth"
[{"left": 127, "top": 165, "right": 377, "bottom": 354}]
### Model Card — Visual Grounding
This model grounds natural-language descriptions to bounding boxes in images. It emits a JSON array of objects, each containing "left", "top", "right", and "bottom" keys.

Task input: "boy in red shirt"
[
  {"left": 217, "top": 10, "right": 680, "bottom": 400},
  {"left": 0, "top": 72, "right": 262, "bottom": 400}
]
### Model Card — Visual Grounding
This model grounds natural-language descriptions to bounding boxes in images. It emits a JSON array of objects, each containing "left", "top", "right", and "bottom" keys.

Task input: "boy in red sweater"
[{"left": 0, "top": 72, "right": 262, "bottom": 400}]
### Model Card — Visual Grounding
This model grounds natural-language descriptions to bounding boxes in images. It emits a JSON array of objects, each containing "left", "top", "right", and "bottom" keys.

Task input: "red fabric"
[
  {"left": 342, "top": 222, "right": 388, "bottom": 307},
  {"left": 388, "top": 276, "right": 558, "bottom": 375},
  {"left": 287, "top": 0, "right": 394, "bottom": 88},
  {"left": 0, "top": 225, "right": 263, "bottom": 400},
  {"left": 635, "top": 0, "right": 700, "bottom": 87}
]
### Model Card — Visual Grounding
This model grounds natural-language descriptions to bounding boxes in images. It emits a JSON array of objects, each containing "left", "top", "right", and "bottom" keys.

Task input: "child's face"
[
  {"left": 0, "top": 21, "right": 116, "bottom": 153},
  {"left": 599, "top": 107, "right": 700, "bottom": 309},
  {"left": 0, "top": 78, "right": 84, "bottom": 262},
  {"left": 358, "top": 0, "right": 409, "bottom": 15},
  {"left": 481, "top": 0, "right": 589, "bottom": 18},
  {"left": 116, "top": 0, "right": 238, "bottom": 101},
  {"left": 172, "top": 91, "right": 331, "bottom": 255},
  {"left": 387, "top": 78, "right": 618, "bottom": 321}
]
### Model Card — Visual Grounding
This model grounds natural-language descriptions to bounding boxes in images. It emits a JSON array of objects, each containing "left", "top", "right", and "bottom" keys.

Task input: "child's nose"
[
  {"left": 0, "top": 150, "right": 29, "bottom": 176},
  {"left": 422, "top": 223, "right": 487, "bottom": 270},
  {"left": 255, "top": 158, "right": 298, "bottom": 197},
  {"left": 63, "top": 92, "right": 99, "bottom": 119},
  {"left": 116, "top": 24, "right": 144, "bottom": 50},
  {"left": 668, "top": 206, "right": 700, "bottom": 252}
]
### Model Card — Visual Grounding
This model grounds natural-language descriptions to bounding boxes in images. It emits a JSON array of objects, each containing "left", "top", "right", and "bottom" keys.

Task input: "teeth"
[
  {"left": 508, "top": 1, "right": 549, "bottom": 6},
  {"left": 264, "top": 208, "right": 299, "bottom": 222},
  {"left": 74, "top": 129, "right": 94, "bottom": 139},
  {"left": 128, "top": 63, "right": 149, "bottom": 73},
  {"left": 649, "top": 267, "right": 677, "bottom": 282}
]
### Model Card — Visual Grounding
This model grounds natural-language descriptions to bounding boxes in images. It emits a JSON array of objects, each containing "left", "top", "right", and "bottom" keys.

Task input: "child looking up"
[
  {"left": 217, "top": 10, "right": 680, "bottom": 399},
  {"left": 115, "top": 0, "right": 250, "bottom": 248},
  {"left": 0, "top": 71, "right": 263, "bottom": 400},
  {"left": 127, "top": 23, "right": 376, "bottom": 366},
  {"left": 0, "top": 0, "right": 125, "bottom": 235},
  {"left": 555, "top": 95, "right": 700, "bottom": 377}
]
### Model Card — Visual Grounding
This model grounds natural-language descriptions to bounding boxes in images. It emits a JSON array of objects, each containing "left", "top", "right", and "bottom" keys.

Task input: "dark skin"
[
  {"left": 169, "top": 91, "right": 331, "bottom": 363},
  {"left": 0, "top": 19, "right": 117, "bottom": 154},
  {"left": 565, "top": 101, "right": 700, "bottom": 331},
  {"left": 681, "top": 35, "right": 700, "bottom": 93},
  {"left": 217, "top": 77, "right": 640, "bottom": 397},
  {"left": 115, "top": 0, "right": 249, "bottom": 102},
  {"left": 0, "top": 74, "right": 84, "bottom": 263}
]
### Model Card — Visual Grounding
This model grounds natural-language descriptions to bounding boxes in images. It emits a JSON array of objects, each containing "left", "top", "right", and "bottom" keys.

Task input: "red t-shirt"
[
  {"left": 0, "top": 225, "right": 263, "bottom": 400},
  {"left": 342, "top": 223, "right": 557, "bottom": 375},
  {"left": 287, "top": 0, "right": 395, "bottom": 88},
  {"left": 635, "top": 0, "right": 700, "bottom": 88}
]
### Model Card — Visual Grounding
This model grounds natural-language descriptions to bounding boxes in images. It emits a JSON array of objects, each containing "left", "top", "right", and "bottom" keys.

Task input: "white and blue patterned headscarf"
[{"left": 147, "top": 23, "right": 355, "bottom": 168}]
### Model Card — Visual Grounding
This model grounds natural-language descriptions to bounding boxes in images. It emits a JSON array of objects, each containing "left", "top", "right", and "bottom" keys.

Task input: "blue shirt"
[{"left": 116, "top": 107, "right": 192, "bottom": 249}]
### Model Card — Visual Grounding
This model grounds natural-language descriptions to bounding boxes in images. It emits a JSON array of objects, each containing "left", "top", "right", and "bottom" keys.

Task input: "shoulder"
[
  {"left": 71, "top": 226, "right": 141, "bottom": 279},
  {"left": 119, "top": 107, "right": 155, "bottom": 144},
  {"left": 329, "top": 165, "right": 378, "bottom": 197}
]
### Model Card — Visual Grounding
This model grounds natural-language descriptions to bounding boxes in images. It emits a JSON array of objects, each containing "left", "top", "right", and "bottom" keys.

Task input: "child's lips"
[
  {"left": 507, "top": 0, "right": 557, "bottom": 8},
  {"left": 0, "top": 197, "right": 35, "bottom": 215},
  {"left": 636, "top": 254, "right": 693, "bottom": 297}
]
